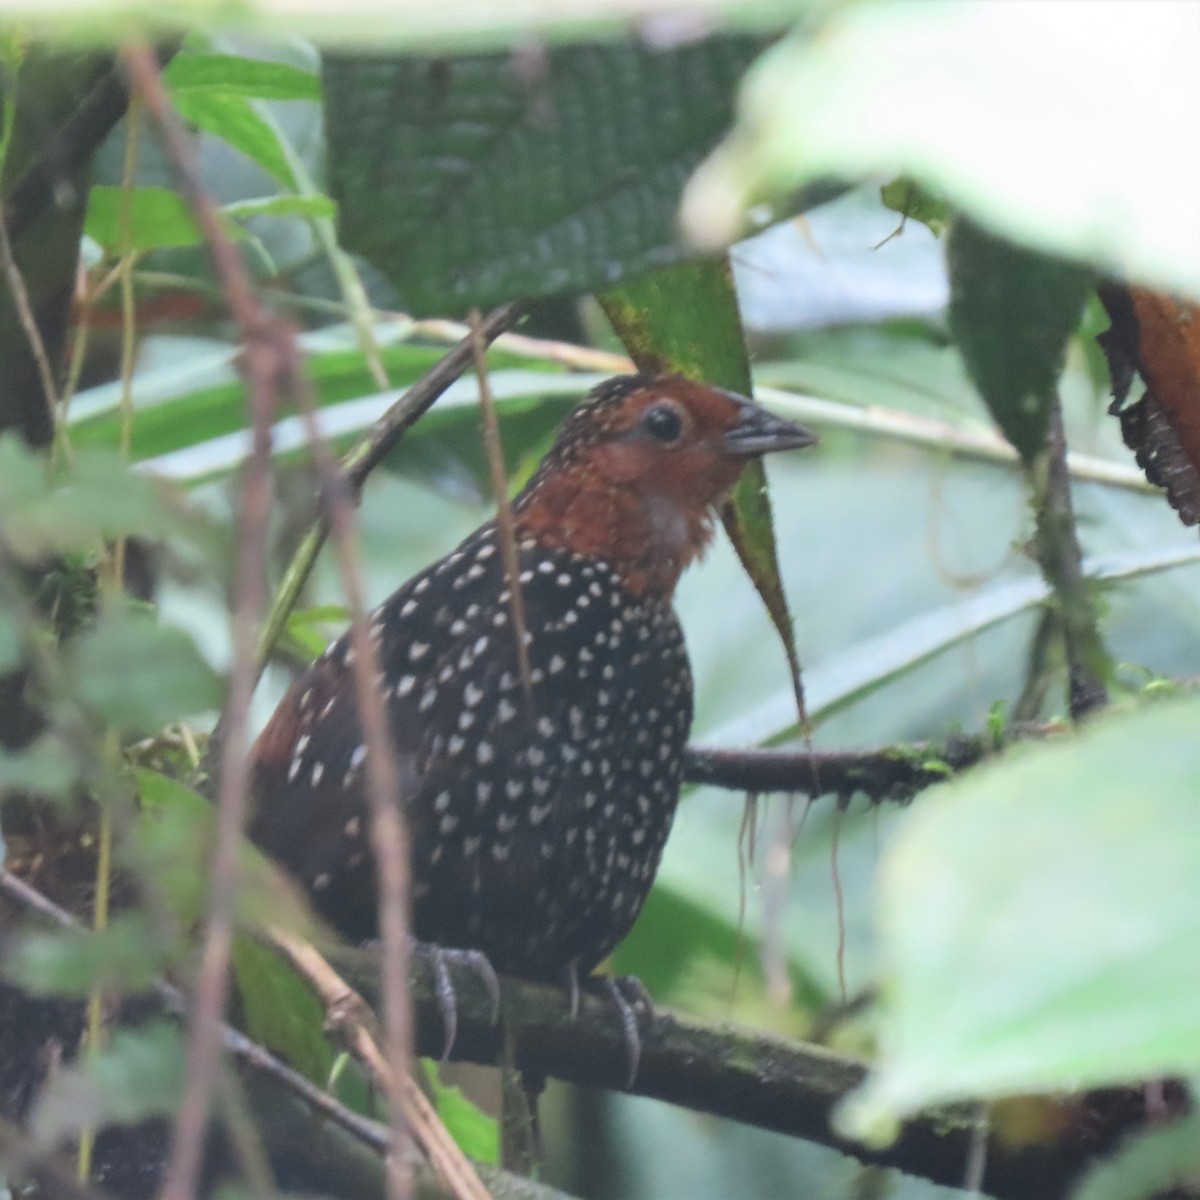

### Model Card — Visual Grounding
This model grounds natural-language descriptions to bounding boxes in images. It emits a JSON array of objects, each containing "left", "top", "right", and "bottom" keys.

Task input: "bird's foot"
[
  {"left": 563, "top": 965, "right": 653, "bottom": 1088},
  {"left": 409, "top": 938, "right": 501, "bottom": 1060}
]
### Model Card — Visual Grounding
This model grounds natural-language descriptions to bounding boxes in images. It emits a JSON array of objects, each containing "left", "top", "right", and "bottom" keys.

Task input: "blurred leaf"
[
  {"left": 948, "top": 217, "right": 1091, "bottom": 463},
  {"left": 74, "top": 604, "right": 221, "bottom": 734},
  {"left": 600, "top": 256, "right": 809, "bottom": 728},
  {"left": 843, "top": 695, "right": 1200, "bottom": 1136},
  {"left": 683, "top": 1, "right": 1200, "bottom": 298},
  {"left": 0, "top": 735, "right": 79, "bottom": 798},
  {"left": 1, "top": 2, "right": 807, "bottom": 52},
  {"left": 31, "top": 1021, "right": 184, "bottom": 1146},
  {"left": 67, "top": 329, "right": 563, "bottom": 469},
  {"left": 4, "top": 912, "right": 175, "bottom": 995},
  {"left": 879, "top": 178, "right": 949, "bottom": 238},
  {"left": 164, "top": 51, "right": 320, "bottom": 101},
  {"left": 231, "top": 935, "right": 373, "bottom": 1110},
  {"left": 173, "top": 89, "right": 297, "bottom": 187},
  {"left": 221, "top": 193, "right": 336, "bottom": 223},
  {"left": 1072, "top": 1112, "right": 1200, "bottom": 1200},
  {"left": 423, "top": 1059, "right": 499, "bottom": 1165},
  {"left": 324, "top": 36, "right": 765, "bottom": 315},
  {"left": 86, "top": 184, "right": 205, "bottom": 251},
  {"left": 284, "top": 604, "right": 348, "bottom": 660},
  {"left": 133, "top": 769, "right": 317, "bottom": 934},
  {"left": 0, "top": 437, "right": 197, "bottom": 560},
  {"left": 232, "top": 935, "right": 333, "bottom": 1082},
  {"left": 0, "top": 608, "right": 20, "bottom": 671}
]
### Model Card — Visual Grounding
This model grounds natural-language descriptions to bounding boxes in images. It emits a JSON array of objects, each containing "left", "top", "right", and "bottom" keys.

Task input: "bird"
[{"left": 248, "top": 374, "right": 814, "bottom": 1060}]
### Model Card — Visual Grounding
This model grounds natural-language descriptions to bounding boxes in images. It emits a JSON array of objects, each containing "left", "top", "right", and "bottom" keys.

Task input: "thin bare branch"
[
  {"left": 269, "top": 928, "right": 490, "bottom": 1200},
  {"left": 121, "top": 42, "right": 286, "bottom": 1200},
  {"left": 681, "top": 732, "right": 1016, "bottom": 800},
  {"left": 470, "top": 307, "right": 533, "bottom": 703},
  {"left": 284, "top": 380, "right": 422, "bottom": 1200}
]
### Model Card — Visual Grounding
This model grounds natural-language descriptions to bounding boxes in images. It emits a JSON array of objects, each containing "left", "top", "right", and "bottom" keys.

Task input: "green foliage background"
[{"left": 0, "top": 3, "right": 1198, "bottom": 1199}]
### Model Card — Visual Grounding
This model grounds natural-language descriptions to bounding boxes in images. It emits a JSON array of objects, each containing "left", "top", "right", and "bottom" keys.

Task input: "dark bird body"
[{"left": 250, "top": 375, "right": 812, "bottom": 984}]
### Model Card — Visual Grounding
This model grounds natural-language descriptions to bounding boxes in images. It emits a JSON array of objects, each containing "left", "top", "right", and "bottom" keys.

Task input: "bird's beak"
[{"left": 722, "top": 393, "right": 817, "bottom": 456}]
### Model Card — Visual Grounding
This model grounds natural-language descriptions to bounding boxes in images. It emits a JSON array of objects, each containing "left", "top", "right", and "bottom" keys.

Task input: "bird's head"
[{"left": 514, "top": 374, "right": 815, "bottom": 595}]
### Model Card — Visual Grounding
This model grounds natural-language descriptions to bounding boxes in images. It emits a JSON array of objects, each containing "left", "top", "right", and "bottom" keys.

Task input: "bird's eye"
[{"left": 642, "top": 403, "right": 683, "bottom": 444}]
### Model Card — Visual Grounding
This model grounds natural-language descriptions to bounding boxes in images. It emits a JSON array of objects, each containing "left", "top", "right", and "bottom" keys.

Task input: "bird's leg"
[
  {"left": 579, "top": 973, "right": 654, "bottom": 1088},
  {"left": 409, "top": 938, "right": 502, "bottom": 1060}
]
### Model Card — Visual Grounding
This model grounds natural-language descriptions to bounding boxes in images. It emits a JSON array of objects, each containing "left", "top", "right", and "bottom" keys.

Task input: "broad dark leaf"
[
  {"left": 948, "top": 217, "right": 1091, "bottom": 463},
  {"left": 324, "top": 35, "right": 766, "bottom": 315}
]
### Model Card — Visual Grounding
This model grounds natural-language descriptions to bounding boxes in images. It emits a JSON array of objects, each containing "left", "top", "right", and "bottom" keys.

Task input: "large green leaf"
[
  {"left": 683, "top": 0, "right": 1200, "bottom": 298},
  {"left": 323, "top": 36, "right": 766, "bottom": 315},
  {"left": 842, "top": 694, "right": 1200, "bottom": 1138},
  {"left": 948, "top": 218, "right": 1091, "bottom": 463}
]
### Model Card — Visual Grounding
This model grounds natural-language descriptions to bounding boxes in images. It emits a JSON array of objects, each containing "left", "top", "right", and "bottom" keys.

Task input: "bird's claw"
[
  {"left": 571, "top": 972, "right": 653, "bottom": 1089},
  {"left": 410, "top": 939, "right": 502, "bottom": 1061}
]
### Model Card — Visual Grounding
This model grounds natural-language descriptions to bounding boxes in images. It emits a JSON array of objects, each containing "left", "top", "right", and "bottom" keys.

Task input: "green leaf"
[
  {"left": 1072, "top": 1113, "right": 1200, "bottom": 1200},
  {"left": 31, "top": 1021, "right": 185, "bottom": 1146},
  {"left": 231, "top": 934, "right": 372, "bottom": 1112},
  {"left": 0, "top": 437, "right": 197, "bottom": 560},
  {"left": 221, "top": 193, "right": 336, "bottom": 223},
  {"left": 232, "top": 936, "right": 335, "bottom": 1083},
  {"left": 0, "top": 736, "right": 79, "bottom": 799},
  {"left": 164, "top": 52, "right": 321, "bottom": 101},
  {"left": 842, "top": 695, "right": 1200, "bottom": 1137},
  {"left": 323, "top": 36, "right": 765, "bottom": 315},
  {"left": 86, "top": 184, "right": 204, "bottom": 251},
  {"left": 4, "top": 912, "right": 176, "bottom": 996},
  {"left": 682, "top": 1, "right": 1200, "bottom": 298},
  {"left": 879, "top": 178, "right": 949, "bottom": 238},
  {"left": 600, "top": 257, "right": 810, "bottom": 730},
  {"left": 173, "top": 89, "right": 297, "bottom": 187},
  {"left": 133, "top": 769, "right": 318, "bottom": 934},
  {"left": 947, "top": 218, "right": 1091, "bottom": 463},
  {"left": 423, "top": 1059, "right": 499, "bottom": 1165},
  {"left": 73, "top": 604, "right": 221, "bottom": 734},
  {"left": 0, "top": 608, "right": 20, "bottom": 672}
]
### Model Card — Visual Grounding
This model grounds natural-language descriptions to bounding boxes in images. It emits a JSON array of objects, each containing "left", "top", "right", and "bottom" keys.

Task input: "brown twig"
[
  {"left": 122, "top": 42, "right": 288, "bottom": 1200},
  {"left": 341, "top": 302, "right": 525, "bottom": 492},
  {"left": 286, "top": 378, "right": 438, "bottom": 1199},
  {"left": 469, "top": 307, "right": 534, "bottom": 704},
  {"left": 268, "top": 928, "right": 490, "bottom": 1200}
]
